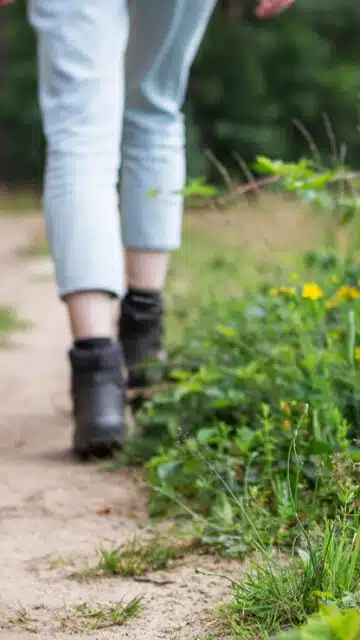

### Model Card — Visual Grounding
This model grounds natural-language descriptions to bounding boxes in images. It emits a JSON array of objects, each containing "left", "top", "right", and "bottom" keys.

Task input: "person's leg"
[
  {"left": 126, "top": 251, "right": 170, "bottom": 292},
  {"left": 119, "top": 0, "right": 216, "bottom": 388},
  {"left": 67, "top": 293, "right": 114, "bottom": 341},
  {"left": 28, "top": 0, "right": 129, "bottom": 455}
]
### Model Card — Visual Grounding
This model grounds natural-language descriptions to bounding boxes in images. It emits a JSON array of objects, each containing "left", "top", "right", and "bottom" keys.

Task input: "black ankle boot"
[
  {"left": 118, "top": 288, "right": 166, "bottom": 390},
  {"left": 70, "top": 341, "right": 125, "bottom": 457}
]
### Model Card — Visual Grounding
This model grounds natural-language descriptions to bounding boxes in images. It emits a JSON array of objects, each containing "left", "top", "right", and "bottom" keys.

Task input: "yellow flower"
[
  {"left": 283, "top": 420, "right": 291, "bottom": 430},
  {"left": 302, "top": 283, "right": 323, "bottom": 301},
  {"left": 355, "top": 347, "right": 360, "bottom": 361},
  {"left": 337, "top": 285, "right": 360, "bottom": 301},
  {"left": 326, "top": 285, "right": 360, "bottom": 310},
  {"left": 270, "top": 286, "right": 296, "bottom": 298}
]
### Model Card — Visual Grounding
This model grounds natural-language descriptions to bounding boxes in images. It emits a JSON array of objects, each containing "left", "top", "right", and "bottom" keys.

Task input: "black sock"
[
  {"left": 126, "top": 287, "right": 162, "bottom": 312},
  {"left": 74, "top": 337, "right": 113, "bottom": 351}
]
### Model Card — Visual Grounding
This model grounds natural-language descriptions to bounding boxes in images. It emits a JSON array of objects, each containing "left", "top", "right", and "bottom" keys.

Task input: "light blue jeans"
[{"left": 27, "top": 0, "right": 216, "bottom": 297}]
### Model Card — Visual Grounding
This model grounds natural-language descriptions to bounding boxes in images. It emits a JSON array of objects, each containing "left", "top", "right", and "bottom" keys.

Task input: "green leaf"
[
  {"left": 197, "top": 428, "right": 217, "bottom": 446},
  {"left": 212, "top": 495, "right": 234, "bottom": 528},
  {"left": 181, "top": 177, "right": 218, "bottom": 198},
  {"left": 157, "top": 460, "right": 183, "bottom": 481},
  {"left": 276, "top": 606, "right": 360, "bottom": 640},
  {"left": 254, "top": 155, "right": 279, "bottom": 175}
]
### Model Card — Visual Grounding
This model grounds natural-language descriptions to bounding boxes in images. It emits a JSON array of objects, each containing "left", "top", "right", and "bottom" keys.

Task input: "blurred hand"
[{"left": 256, "top": 0, "right": 295, "bottom": 18}]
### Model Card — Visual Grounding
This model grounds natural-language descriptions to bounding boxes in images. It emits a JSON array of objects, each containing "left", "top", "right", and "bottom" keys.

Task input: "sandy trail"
[{"left": 0, "top": 214, "right": 235, "bottom": 640}]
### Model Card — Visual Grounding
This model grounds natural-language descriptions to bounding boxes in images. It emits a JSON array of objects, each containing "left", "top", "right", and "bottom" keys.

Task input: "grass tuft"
[
  {"left": 3, "top": 605, "right": 39, "bottom": 634},
  {"left": 70, "top": 535, "right": 201, "bottom": 581},
  {"left": 57, "top": 597, "right": 144, "bottom": 632}
]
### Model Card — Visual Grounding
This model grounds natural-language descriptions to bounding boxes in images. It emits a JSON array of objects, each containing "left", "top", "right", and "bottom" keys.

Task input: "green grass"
[
  {"left": 0, "top": 306, "right": 29, "bottom": 345},
  {"left": 196, "top": 451, "right": 360, "bottom": 639},
  {"left": 4, "top": 606, "right": 39, "bottom": 634},
  {"left": 70, "top": 535, "right": 201, "bottom": 581},
  {"left": 57, "top": 597, "right": 144, "bottom": 632},
  {"left": 2, "top": 598, "right": 144, "bottom": 634}
]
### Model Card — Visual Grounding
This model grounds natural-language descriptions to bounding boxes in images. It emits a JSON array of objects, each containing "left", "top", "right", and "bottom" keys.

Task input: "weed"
[
  {"left": 219, "top": 518, "right": 360, "bottom": 637},
  {"left": 4, "top": 605, "right": 38, "bottom": 633},
  {"left": 71, "top": 535, "right": 200, "bottom": 581},
  {"left": 47, "top": 556, "right": 74, "bottom": 571},
  {"left": 2, "top": 599, "right": 143, "bottom": 635},
  {"left": 217, "top": 434, "right": 360, "bottom": 638},
  {"left": 57, "top": 597, "right": 144, "bottom": 632}
]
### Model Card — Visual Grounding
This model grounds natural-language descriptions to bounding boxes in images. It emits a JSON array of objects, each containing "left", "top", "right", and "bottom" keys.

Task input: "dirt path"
[{"left": 0, "top": 215, "right": 235, "bottom": 639}]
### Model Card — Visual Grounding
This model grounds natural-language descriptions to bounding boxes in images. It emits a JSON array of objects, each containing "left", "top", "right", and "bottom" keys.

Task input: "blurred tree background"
[{"left": 2, "top": 0, "right": 360, "bottom": 185}]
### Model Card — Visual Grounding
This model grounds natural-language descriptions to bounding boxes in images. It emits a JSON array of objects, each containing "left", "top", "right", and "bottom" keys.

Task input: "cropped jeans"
[{"left": 27, "top": 0, "right": 216, "bottom": 297}]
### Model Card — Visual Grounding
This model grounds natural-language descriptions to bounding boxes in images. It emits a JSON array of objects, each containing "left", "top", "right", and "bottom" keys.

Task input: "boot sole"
[{"left": 74, "top": 440, "right": 123, "bottom": 460}]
